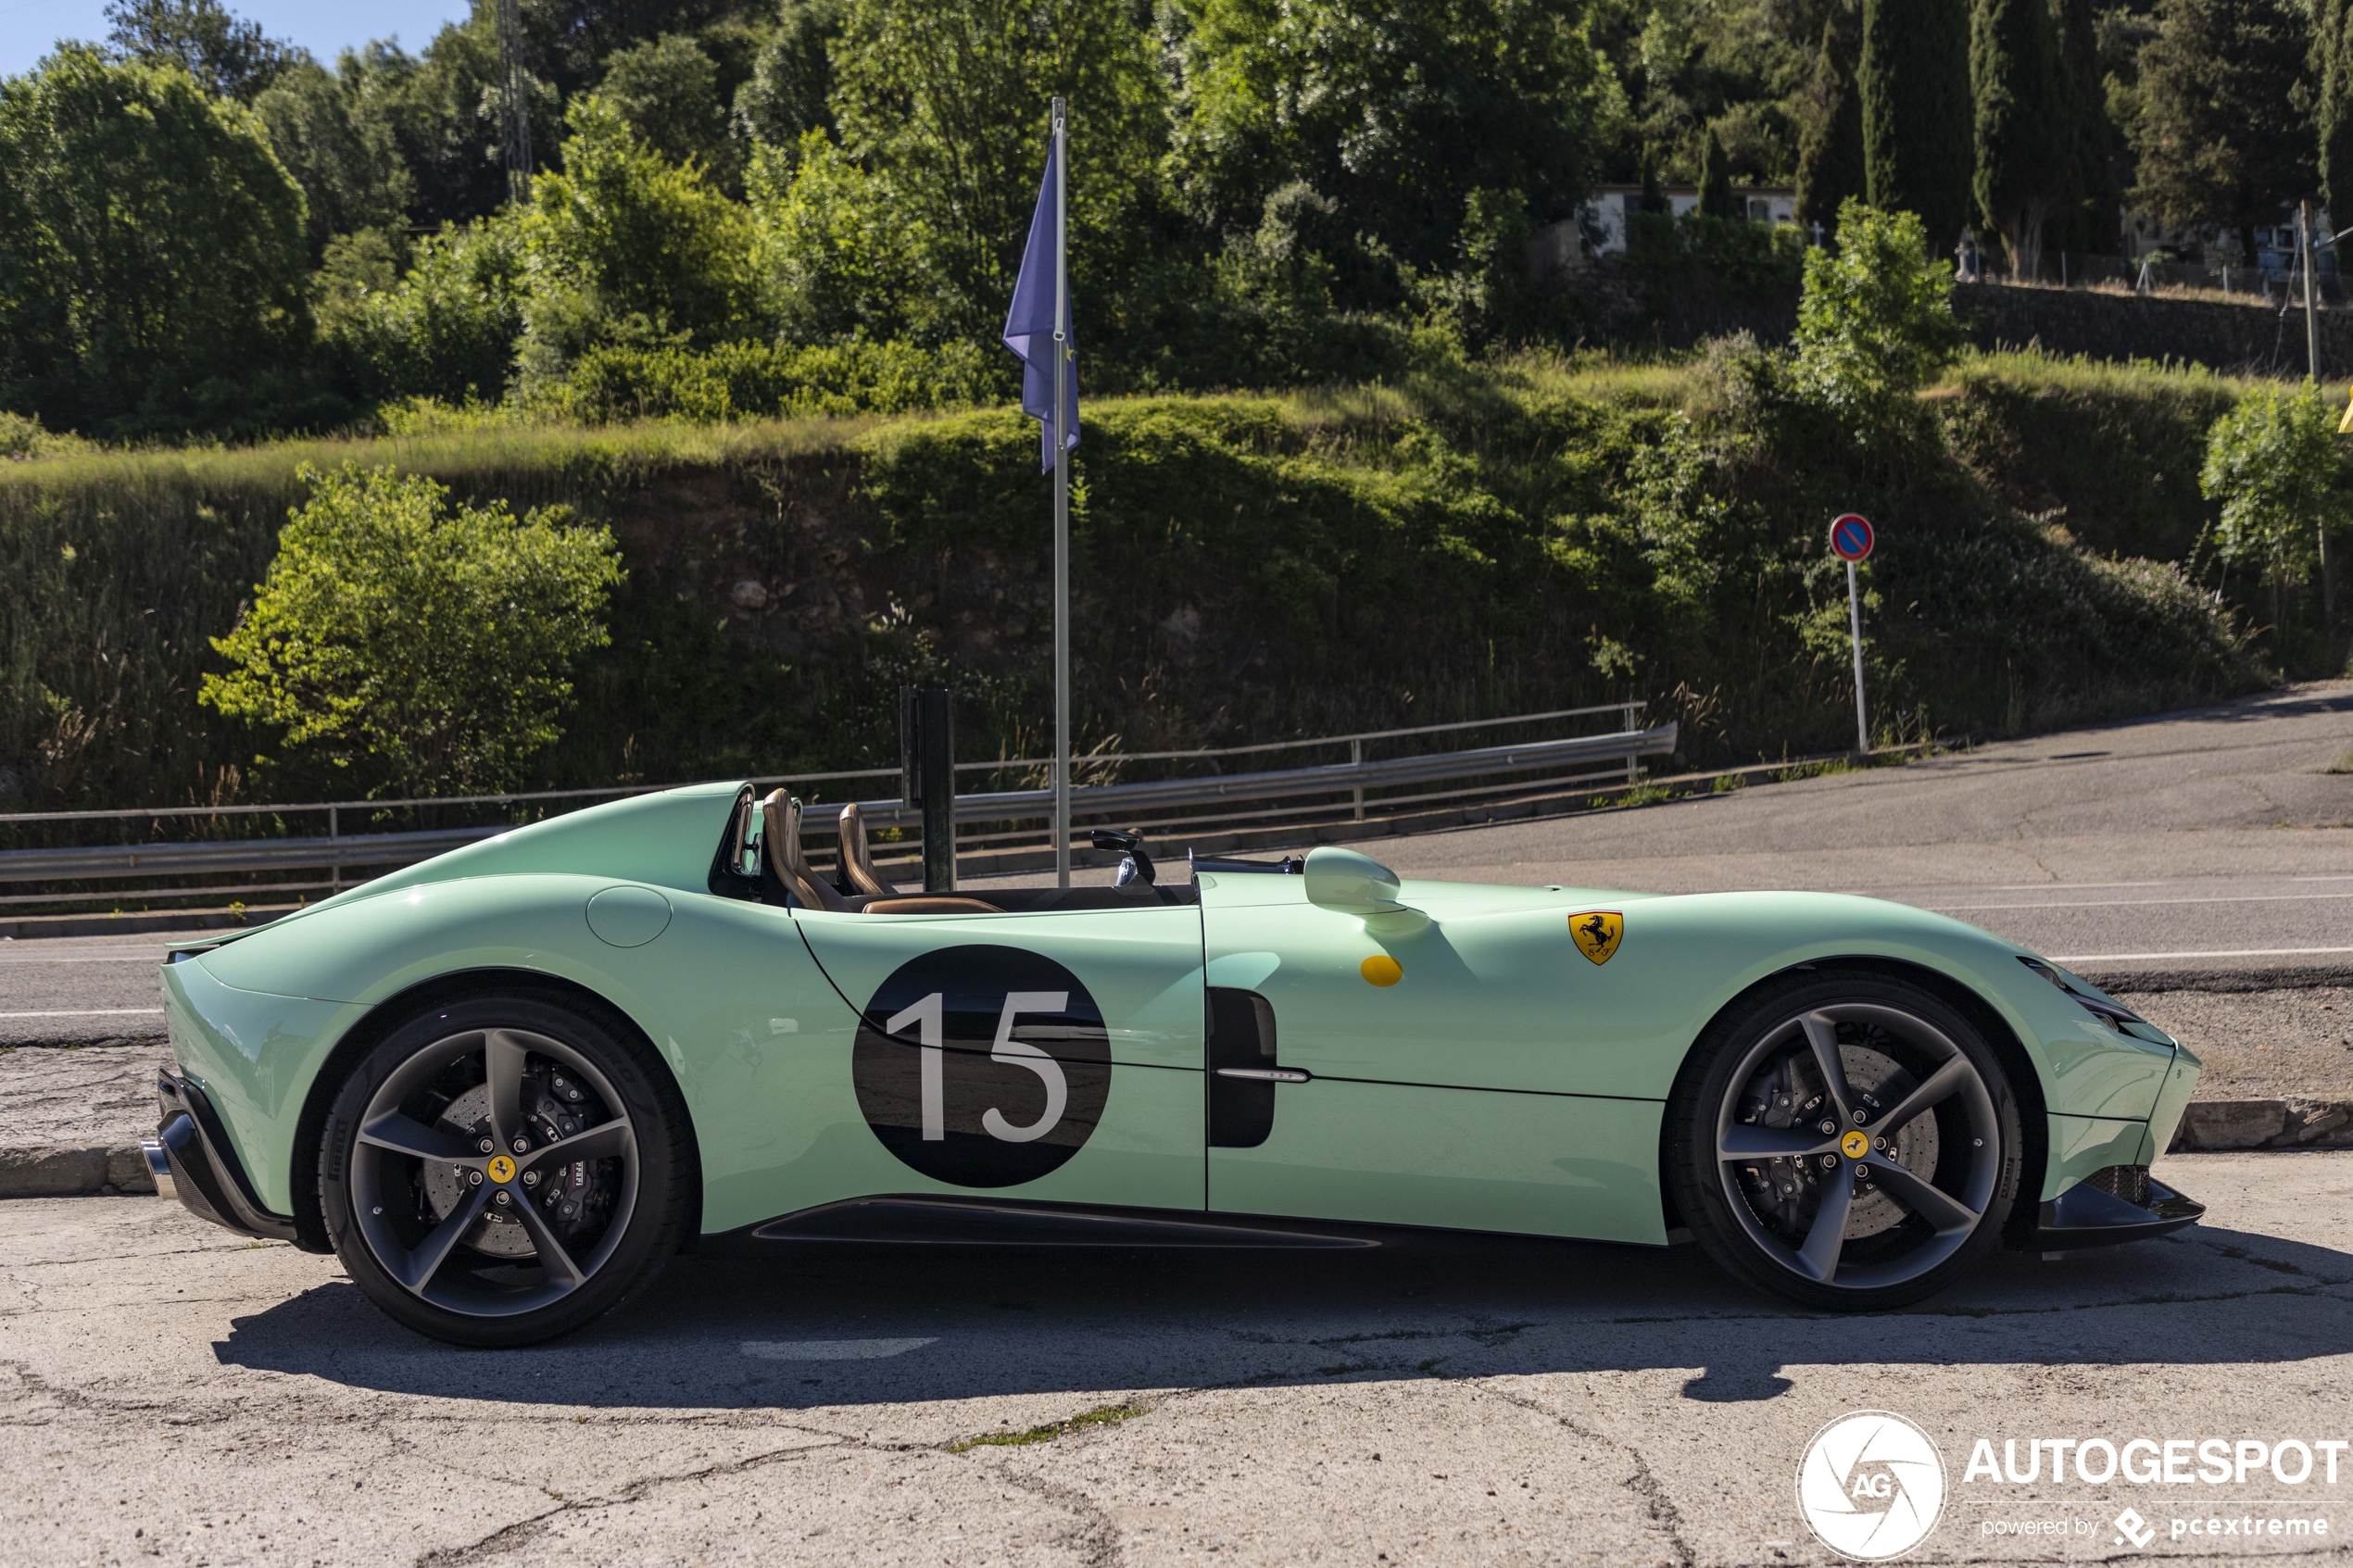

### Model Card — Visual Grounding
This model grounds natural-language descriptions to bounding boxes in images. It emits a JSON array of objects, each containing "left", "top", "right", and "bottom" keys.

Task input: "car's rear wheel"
[
  {"left": 320, "top": 991, "right": 691, "bottom": 1347},
  {"left": 1665, "top": 972, "right": 2022, "bottom": 1311}
]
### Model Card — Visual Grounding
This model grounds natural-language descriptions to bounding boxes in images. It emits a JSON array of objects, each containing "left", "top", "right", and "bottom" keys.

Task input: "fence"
[{"left": 0, "top": 703, "right": 1676, "bottom": 915}]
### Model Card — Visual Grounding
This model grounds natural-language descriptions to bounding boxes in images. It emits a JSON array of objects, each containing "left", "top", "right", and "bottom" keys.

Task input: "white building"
[{"left": 1579, "top": 183, "right": 1799, "bottom": 255}]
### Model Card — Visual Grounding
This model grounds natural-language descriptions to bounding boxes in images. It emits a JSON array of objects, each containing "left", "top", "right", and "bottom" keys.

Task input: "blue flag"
[{"left": 1002, "top": 131, "right": 1078, "bottom": 473}]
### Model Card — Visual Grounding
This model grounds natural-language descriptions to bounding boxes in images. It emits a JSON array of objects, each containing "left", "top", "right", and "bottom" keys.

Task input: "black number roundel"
[{"left": 851, "top": 945, "right": 1112, "bottom": 1187}]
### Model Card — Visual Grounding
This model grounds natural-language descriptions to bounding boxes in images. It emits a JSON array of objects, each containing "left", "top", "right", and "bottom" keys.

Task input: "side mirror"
[{"left": 1302, "top": 846, "right": 1406, "bottom": 914}]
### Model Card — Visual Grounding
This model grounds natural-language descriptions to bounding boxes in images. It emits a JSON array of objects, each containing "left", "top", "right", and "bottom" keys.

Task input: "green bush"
[{"left": 199, "top": 463, "right": 623, "bottom": 797}]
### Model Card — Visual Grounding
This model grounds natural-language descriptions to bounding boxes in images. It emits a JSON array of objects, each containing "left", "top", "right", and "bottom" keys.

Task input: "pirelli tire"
[
  {"left": 1665, "top": 971, "right": 2024, "bottom": 1312},
  {"left": 319, "top": 990, "right": 694, "bottom": 1348}
]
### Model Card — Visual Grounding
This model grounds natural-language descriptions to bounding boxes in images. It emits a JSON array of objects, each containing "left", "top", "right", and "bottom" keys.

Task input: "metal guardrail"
[{"left": 0, "top": 706, "right": 1674, "bottom": 908}]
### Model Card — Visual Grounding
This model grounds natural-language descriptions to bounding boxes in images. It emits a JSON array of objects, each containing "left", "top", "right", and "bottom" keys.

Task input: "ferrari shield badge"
[{"left": 1569, "top": 910, "right": 1624, "bottom": 965}]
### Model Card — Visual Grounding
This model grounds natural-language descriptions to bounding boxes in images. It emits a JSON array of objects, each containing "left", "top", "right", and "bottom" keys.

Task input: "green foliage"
[
  {"left": 516, "top": 94, "right": 759, "bottom": 389},
  {"left": 732, "top": 0, "right": 840, "bottom": 152},
  {"left": 534, "top": 337, "right": 1008, "bottom": 421},
  {"left": 2323, "top": 0, "right": 2353, "bottom": 242},
  {"left": 1970, "top": 0, "right": 2070, "bottom": 276},
  {"left": 599, "top": 33, "right": 736, "bottom": 191},
  {"left": 825, "top": 0, "right": 1171, "bottom": 341},
  {"left": 1697, "top": 127, "right": 1736, "bottom": 218},
  {"left": 1793, "top": 200, "right": 1961, "bottom": 425},
  {"left": 1166, "top": 0, "right": 1612, "bottom": 275},
  {"left": 1859, "top": 0, "right": 1973, "bottom": 253},
  {"left": 103, "top": 0, "right": 296, "bottom": 103},
  {"left": 0, "top": 45, "right": 312, "bottom": 435},
  {"left": 2047, "top": 0, "right": 2121, "bottom": 257},
  {"left": 2, "top": 355, "right": 2279, "bottom": 817},
  {"left": 199, "top": 463, "right": 623, "bottom": 796},
  {"left": 2200, "top": 381, "right": 2344, "bottom": 589},
  {"left": 253, "top": 59, "right": 416, "bottom": 258},
  {"left": 2130, "top": 0, "right": 2314, "bottom": 263},
  {"left": 1794, "top": 13, "right": 1866, "bottom": 239},
  {"left": 321, "top": 217, "right": 529, "bottom": 407}
]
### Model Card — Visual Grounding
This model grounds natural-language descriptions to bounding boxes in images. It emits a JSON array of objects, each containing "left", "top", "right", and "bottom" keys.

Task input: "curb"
[
  {"left": 2169, "top": 1098, "right": 2353, "bottom": 1153},
  {"left": 0, "top": 1145, "right": 157, "bottom": 1198},
  {"left": 2, "top": 1098, "right": 2348, "bottom": 1202}
]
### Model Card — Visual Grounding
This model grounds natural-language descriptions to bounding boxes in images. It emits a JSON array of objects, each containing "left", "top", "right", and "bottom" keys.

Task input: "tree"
[
  {"left": 818, "top": 0, "right": 1172, "bottom": 339},
  {"left": 598, "top": 33, "right": 733, "bottom": 188},
  {"left": 320, "top": 216, "right": 530, "bottom": 405},
  {"left": 252, "top": 59, "right": 415, "bottom": 257},
  {"left": 1698, "top": 125, "right": 1737, "bottom": 218},
  {"left": 1793, "top": 198, "right": 1963, "bottom": 424},
  {"left": 1971, "top": 0, "right": 2070, "bottom": 278},
  {"left": 103, "top": 0, "right": 296, "bottom": 103},
  {"left": 200, "top": 464, "right": 623, "bottom": 797},
  {"left": 2051, "top": 0, "right": 2122, "bottom": 255},
  {"left": 733, "top": 0, "right": 842, "bottom": 155},
  {"left": 1166, "top": 0, "right": 1613, "bottom": 272},
  {"left": 516, "top": 94, "right": 758, "bottom": 385},
  {"left": 2200, "top": 380, "right": 2343, "bottom": 633},
  {"left": 1795, "top": 12, "right": 1867, "bottom": 242},
  {"left": 2131, "top": 0, "right": 2313, "bottom": 266},
  {"left": 1859, "top": 0, "right": 1974, "bottom": 255},
  {"left": 0, "top": 45, "right": 308, "bottom": 432},
  {"left": 2320, "top": 0, "right": 2353, "bottom": 235}
]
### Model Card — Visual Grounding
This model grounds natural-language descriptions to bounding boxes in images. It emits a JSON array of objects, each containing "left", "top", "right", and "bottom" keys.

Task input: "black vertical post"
[{"left": 898, "top": 687, "right": 955, "bottom": 892}]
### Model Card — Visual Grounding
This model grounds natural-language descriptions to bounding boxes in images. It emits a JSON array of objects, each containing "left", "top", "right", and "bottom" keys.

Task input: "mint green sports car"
[{"left": 147, "top": 782, "right": 2204, "bottom": 1346}]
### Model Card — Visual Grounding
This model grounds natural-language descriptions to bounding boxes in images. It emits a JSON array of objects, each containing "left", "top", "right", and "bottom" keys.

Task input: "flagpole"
[{"left": 1051, "top": 95, "right": 1071, "bottom": 891}]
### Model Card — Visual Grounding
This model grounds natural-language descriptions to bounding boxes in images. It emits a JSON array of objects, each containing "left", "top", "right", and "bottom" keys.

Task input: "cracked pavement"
[{"left": 4, "top": 1150, "right": 2349, "bottom": 1566}]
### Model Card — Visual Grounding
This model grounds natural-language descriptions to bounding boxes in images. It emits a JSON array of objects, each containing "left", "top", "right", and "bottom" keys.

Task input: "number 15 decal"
[
  {"left": 885, "top": 989, "right": 1071, "bottom": 1144},
  {"left": 853, "top": 946, "right": 1112, "bottom": 1188}
]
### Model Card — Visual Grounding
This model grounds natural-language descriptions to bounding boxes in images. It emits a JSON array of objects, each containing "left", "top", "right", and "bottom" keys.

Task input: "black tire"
[
  {"left": 319, "top": 990, "right": 693, "bottom": 1348},
  {"left": 1664, "top": 971, "right": 2023, "bottom": 1311}
]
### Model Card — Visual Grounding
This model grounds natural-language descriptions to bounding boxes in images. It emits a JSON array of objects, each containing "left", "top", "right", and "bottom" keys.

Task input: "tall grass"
[{"left": 0, "top": 357, "right": 2276, "bottom": 831}]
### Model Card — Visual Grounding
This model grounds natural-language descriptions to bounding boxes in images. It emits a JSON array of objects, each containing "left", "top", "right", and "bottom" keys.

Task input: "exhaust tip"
[{"left": 138, "top": 1139, "right": 176, "bottom": 1201}]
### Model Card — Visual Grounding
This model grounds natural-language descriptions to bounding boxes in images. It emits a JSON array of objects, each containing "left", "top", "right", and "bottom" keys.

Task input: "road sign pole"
[{"left": 1845, "top": 558, "right": 1868, "bottom": 755}]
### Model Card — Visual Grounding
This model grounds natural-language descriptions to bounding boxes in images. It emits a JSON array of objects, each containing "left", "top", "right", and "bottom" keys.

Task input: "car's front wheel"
[
  {"left": 1664, "top": 972, "right": 2023, "bottom": 1311},
  {"left": 320, "top": 991, "right": 692, "bottom": 1347}
]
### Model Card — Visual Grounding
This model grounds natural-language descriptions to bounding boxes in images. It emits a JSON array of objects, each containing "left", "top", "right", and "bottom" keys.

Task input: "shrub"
[
  {"left": 534, "top": 337, "right": 1009, "bottom": 422},
  {"left": 1793, "top": 199, "right": 1962, "bottom": 425},
  {"left": 199, "top": 463, "right": 623, "bottom": 797}
]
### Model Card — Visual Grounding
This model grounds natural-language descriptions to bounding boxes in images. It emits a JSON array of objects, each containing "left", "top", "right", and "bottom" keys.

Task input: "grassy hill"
[{"left": 0, "top": 349, "right": 2285, "bottom": 823}]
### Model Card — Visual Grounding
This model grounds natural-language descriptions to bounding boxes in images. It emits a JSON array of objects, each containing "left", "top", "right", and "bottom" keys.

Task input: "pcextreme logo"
[{"left": 1796, "top": 1411, "right": 1948, "bottom": 1562}]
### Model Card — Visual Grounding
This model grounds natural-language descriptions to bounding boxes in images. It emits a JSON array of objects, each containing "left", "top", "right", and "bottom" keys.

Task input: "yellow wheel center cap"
[
  {"left": 1840, "top": 1131, "right": 1870, "bottom": 1161},
  {"left": 486, "top": 1154, "right": 517, "bottom": 1184}
]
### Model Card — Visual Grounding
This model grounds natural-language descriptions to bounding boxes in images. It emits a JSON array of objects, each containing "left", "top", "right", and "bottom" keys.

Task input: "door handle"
[{"left": 1214, "top": 1067, "right": 1311, "bottom": 1084}]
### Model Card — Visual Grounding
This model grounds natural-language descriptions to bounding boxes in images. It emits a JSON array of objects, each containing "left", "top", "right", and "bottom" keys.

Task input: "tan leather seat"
[
  {"left": 861, "top": 896, "right": 1005, "bottom": 915},
  {"left": 760, "top": 790, "right": 852, "bottom": 911},
  {"left": 837, "top": 803, "right": 899, "bottom": 897}
]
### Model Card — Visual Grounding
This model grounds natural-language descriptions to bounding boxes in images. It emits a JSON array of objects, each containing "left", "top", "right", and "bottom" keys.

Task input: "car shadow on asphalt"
[{"left": 210, "top": 1219, "right": 2353, "bottom": 1411}]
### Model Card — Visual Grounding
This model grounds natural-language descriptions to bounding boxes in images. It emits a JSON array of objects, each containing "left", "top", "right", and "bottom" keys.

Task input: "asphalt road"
[
  {"left": 3, "top": 1150, "right": 2347, "bottom": 1566},
  {"left": 6, "top": 682, "right": 2347, "bottom": 1049},
  {"left": 1358, "top": 680, "right": 2353, "bottom": 985}
]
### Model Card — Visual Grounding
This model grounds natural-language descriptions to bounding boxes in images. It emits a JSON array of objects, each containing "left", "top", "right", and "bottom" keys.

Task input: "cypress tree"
[
  {"left": 1640, "top": 157, "right": 1668, "bottom": 214},
  {"left": 1972, "top": 0, "right": 2070, "bottom": 278},
  {"left": 2132, "top": 0, "right": 2314, "bottom": 267},
  {"left": 1795, "top": 12, "right": 1868, "bottom": 241},
  {"left": 2321, "top": 0, "right": 2353, "bottom": 232},
  {"left": 1698, "top": 127, "right": 1737, "bottom": 218},
  {"left": 1860, "top": 0, "right": 1975, "bottom": 256},
  {"left": 2053, "top": 0, "right": 2123, "bottom": 255}
]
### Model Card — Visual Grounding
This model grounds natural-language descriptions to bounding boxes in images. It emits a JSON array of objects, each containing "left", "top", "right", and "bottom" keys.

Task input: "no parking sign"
[
  {"left": 1831, "top": 513, "right": 1874, "bottom": 562},
  {"left": 1830, "top": 515, "right": 1872, "bottom": 752}
]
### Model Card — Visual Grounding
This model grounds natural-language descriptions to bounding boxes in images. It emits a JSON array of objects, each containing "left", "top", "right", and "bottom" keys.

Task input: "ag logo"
[
  {"left": 1795, "top": 1410, "right": 1946, "bottom": 1562},
  {"left": 1569, "top": 910, "right": 1623, "bottom": 965},
  {"left": 852, "top": 945, "right": 1111, "bottom": 1188}
]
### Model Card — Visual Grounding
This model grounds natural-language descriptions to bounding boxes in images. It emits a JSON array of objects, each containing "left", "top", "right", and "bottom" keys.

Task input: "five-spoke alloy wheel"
[
  {"left": 321, "top": 992, "right": 691, "bottom": 1347},
  {"left": 1666, "top": 972, "right": 2023, "bottom": 1311}
]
